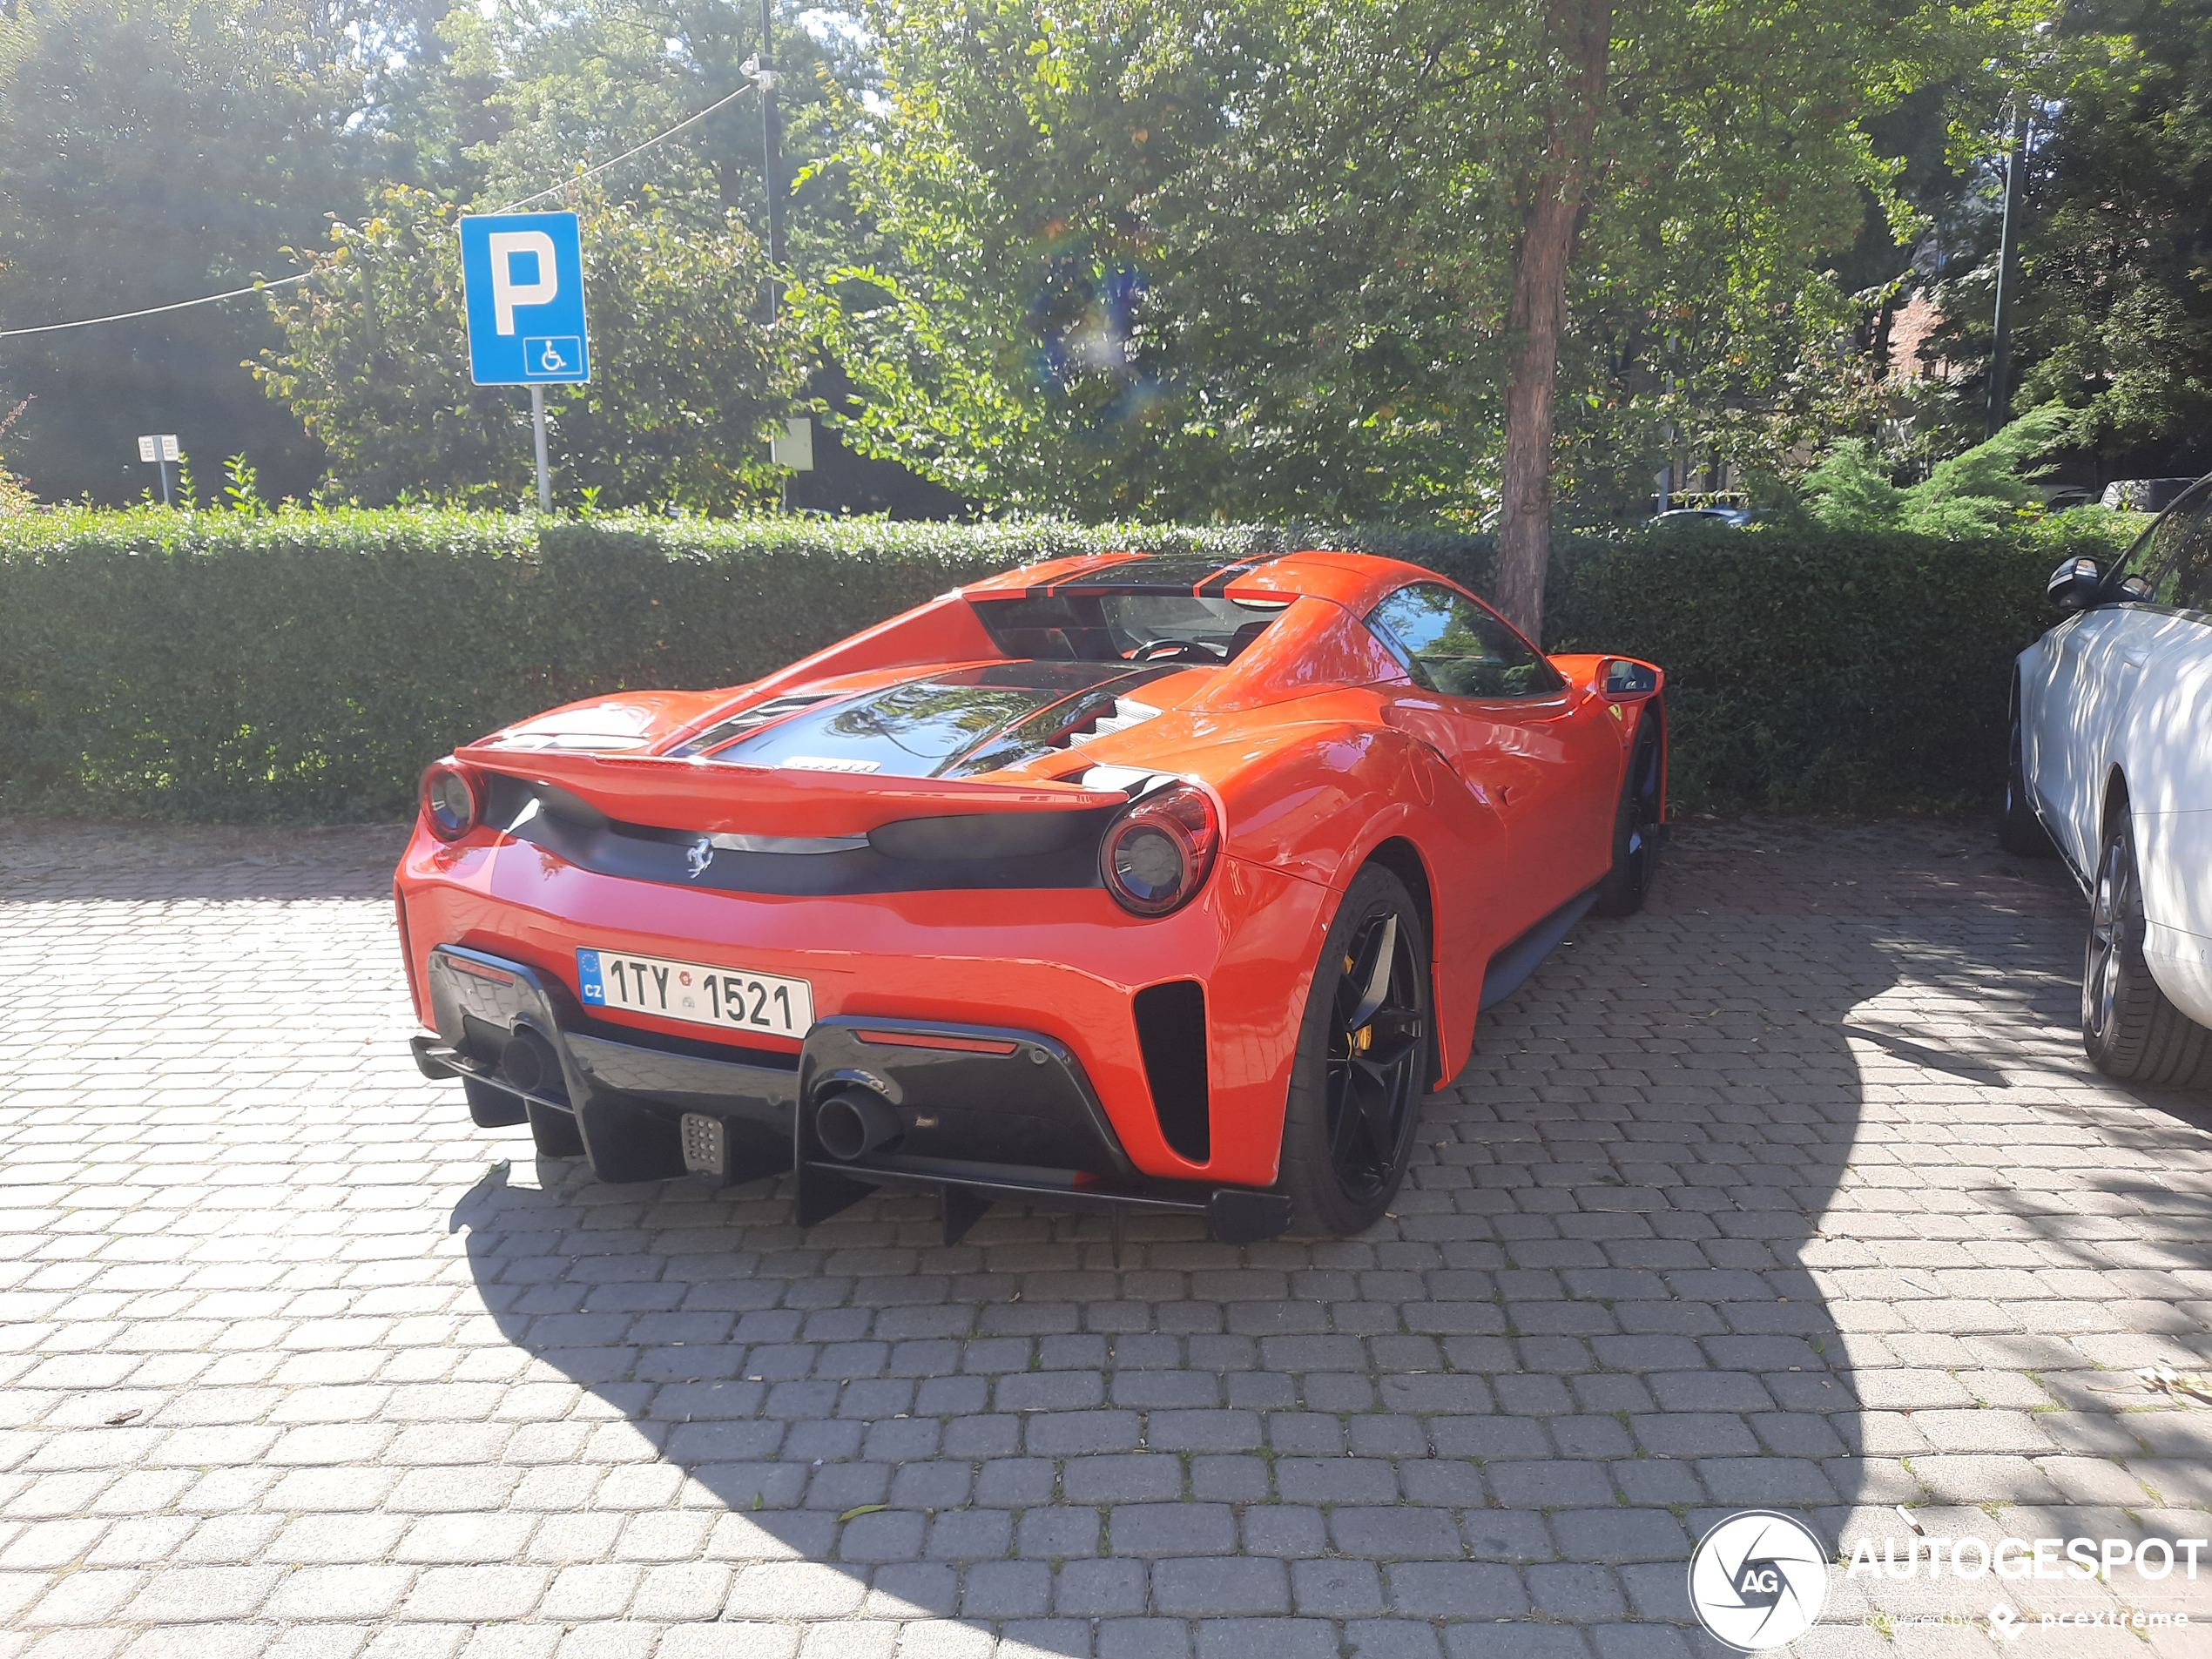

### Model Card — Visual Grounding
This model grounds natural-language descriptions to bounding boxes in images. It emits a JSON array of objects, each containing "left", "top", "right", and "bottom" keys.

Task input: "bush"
[
  {"left": 1545, "top": 516, "right": 2134, "bottom": 811},
  {"left": 0, "top": 505, "right": 2131, "bottom": 821}
]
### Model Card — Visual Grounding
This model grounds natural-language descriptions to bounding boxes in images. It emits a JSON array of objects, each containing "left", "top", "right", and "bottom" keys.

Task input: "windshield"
[{"left": 972, "top": 593, "right": 1288, "bottom": 664}]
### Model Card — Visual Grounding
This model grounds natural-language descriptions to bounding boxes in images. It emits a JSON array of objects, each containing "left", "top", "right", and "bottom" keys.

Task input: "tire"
[
  {"left": 2081, "top": 808, "right": 2212, "bottom": 1087},
  {"left": 1999, "top": 685, "right": 2059, "bottom": 858},
  {"left": 1277, "top": 865, "right": 1433, "bottom": 1236},
  {"left": 1590, "top": 711, "right": 1663, "bottom": 917}
]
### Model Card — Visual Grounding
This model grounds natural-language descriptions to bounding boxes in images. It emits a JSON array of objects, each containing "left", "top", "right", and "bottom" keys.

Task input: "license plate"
[{"left": 577, "top": 948, "right": 813, "bottom": 1038}]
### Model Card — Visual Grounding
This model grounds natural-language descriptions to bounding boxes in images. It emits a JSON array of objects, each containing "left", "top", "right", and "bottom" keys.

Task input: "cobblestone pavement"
[{"left": 4, "top": 815, "right": 2212, "bottom": 1658}]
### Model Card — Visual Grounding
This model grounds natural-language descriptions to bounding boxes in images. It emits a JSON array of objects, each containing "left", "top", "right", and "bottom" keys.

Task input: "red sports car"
[{"left": 397, "top": 550, "right": 1665, "bottom": 1241}]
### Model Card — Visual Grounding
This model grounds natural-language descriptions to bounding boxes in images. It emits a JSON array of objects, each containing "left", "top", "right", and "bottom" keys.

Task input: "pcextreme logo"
[{"left": 1688, "top": 1510, "right": 1830, "bottom": 1651}]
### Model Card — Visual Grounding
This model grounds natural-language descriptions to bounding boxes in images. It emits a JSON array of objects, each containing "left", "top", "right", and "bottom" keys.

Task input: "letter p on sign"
[{"left": 487, "top": 231, "right": 558, "bottom": 334}]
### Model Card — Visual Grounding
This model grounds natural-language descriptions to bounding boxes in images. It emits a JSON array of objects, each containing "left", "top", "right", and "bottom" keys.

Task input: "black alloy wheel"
[
  {"left": 2082, "top": 806, "right": 2212, "bottom": 1087},
  {"left": 1278, "top": 864, "right": 1432, "bottom": 1235},
  {"left": 1324, "top": 911, "right": 1426, "bottom": 1200},
  {"left": 1591, "top": 711, "right": 1663, "bottom": 917}
]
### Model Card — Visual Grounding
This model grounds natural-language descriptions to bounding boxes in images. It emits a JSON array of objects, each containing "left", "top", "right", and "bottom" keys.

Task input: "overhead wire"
[
  {"left": 0, "top": 79, "right": 760, "bottom": 341},
  {"left": 489, "top": 80, "right": 755, "bottom": 214},
  {"left": 0, "top": 276, "right": 315, "bottom": 340}
]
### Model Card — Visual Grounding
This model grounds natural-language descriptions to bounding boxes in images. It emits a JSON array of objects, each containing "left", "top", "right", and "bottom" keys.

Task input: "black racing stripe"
[
  {"left": 1027, "top": 555, "right": 1268, "bottom": 597},
  {"left": 1197, "top": 549, "right": 1291, "bottom": 597},
  {"left": 486, "top": 774, "right": 1114, "bottom": 897}
]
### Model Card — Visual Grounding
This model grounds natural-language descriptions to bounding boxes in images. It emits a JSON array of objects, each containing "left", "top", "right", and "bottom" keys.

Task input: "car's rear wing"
[{"left": 450, "top": 745, "right": 1130, "bottom": 838}]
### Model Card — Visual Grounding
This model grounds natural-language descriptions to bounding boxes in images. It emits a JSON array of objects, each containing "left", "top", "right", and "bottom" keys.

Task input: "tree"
[
  {"left": 256, "top": 183, "right": 802, "bottom": 509},
  {"left": 802, "top": 0, "right": 1990, "bottom": 637},
  {"left": 0, "top": 0, "right": 363, "bottom": 503},
  {"left": 348, "top": 0, "right": 512, "bottom": 201},
  {"left": 469, "top": 0, "right": 863, "bottom": 267},
  {"left": 0, "top": 0, "right": 867, "bottom": 507},
  {"left": 1800, "top": 401, "right": 2073, "bottom": 533},
  {"left": 1490, "top": 0, "right": 1611, "bottom": 633},
  {"left": 2001, "top": 0, "right": 2212, "bottom": 478},
  {"left": 792, "top": 0, "right": 1247, "bottom": 515}
]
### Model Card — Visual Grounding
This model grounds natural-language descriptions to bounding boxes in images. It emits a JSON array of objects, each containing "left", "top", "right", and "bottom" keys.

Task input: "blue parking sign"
[{"left": 459, "top": 212, "right": 590, "bottom": 386}]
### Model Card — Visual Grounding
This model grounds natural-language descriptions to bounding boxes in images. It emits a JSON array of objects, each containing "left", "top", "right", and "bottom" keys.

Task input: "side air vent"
[{"left": 1133, "top": 980, "right": 1210, "bottom": 1163}]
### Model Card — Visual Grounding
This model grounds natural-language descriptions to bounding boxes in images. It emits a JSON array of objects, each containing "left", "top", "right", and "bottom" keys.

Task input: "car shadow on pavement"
[{"left": 439, "top": 817, "right": 2176, "bottom": 1649}]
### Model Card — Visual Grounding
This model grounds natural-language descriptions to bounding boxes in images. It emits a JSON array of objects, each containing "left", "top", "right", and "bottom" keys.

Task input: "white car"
[{"left": 2009, "top": 474, "right": 2212, "bottom": 1086}]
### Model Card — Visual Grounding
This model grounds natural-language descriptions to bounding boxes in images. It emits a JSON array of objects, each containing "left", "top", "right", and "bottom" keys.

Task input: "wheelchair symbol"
[{"left": 520, "top": 336, "right": 586, "bottom": 381}]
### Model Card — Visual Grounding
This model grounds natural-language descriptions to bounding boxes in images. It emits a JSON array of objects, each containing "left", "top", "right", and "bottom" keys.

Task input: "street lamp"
[
  {"left": 1986, "top": 24, "right": 2053, "bottom": 440},
  {"left": 1986, "top": 94, "right": 2031, "bottom": 440}
]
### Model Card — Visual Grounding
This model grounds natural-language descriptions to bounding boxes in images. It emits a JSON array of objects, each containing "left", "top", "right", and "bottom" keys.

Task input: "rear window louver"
[{"left": 665, "top": 694, "right": 833, "bottom": 757}]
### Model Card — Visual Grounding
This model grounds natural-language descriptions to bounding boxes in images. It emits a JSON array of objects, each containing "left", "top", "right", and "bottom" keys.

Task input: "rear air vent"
[
  {"left": 1133, "top": 980, "right": 1210, "bottom": 1163},
  {"left": 1070, "top": 698, "right": 1163, "bottom": 745},
  {"left": 664, "top": 694, "right": 832, "bottom": 757}
]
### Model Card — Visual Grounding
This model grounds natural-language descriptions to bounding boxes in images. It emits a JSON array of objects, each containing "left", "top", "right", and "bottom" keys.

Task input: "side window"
[
  {"left": 2122, "top": 477, "right": 2212, "bottom": 603},
  {"left": 2150, "top": 509, "right": 2212, "bottom": 611},
  {"left": 1366, "top": 583, "right": 1564, "bottom": 699}
]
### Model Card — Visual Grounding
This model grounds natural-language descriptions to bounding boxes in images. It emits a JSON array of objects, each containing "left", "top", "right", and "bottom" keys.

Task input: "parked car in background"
[
  {"left": 2008, "top": 474, "right": 2212, "bottom": 1085},
  {"left": 1649, "top": 506, "right": 1754, "bottom": 528},
  {"left": 2099, "top": 477, "right": 2201, "bottom": 514},
  {"left": 397, "top": 550, "right": 1668, "bottom": 1240}
]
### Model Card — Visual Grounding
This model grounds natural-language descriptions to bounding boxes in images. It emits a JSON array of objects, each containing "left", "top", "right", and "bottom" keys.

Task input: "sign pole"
[
  {"left": 158, "top": 455, "right": 172, "bottom": 509},
  {"left": 531, "top": 385, "right": 551, "bottom": 511},
  {"left": 759, "top": 0, "right": 784, "bottom": 323},
  {"left": 756, "top": 15, "right": 799, "bottom": 516}
]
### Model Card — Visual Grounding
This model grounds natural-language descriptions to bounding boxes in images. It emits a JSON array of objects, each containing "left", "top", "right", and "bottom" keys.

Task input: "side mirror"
[
  {"left": 1601, "top": 658, "right": 1659, "bottom": 697},
  {"left": 2047, "top": 556, "right": 2104, "bottom": 612}
]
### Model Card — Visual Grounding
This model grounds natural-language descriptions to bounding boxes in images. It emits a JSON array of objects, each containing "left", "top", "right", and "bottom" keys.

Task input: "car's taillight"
[
  {"left": 1100, "top": 781, "right": 1219, "bottom": 916},
  {"left": 420, "top": 759, "right": 483, "bottom": 842}
]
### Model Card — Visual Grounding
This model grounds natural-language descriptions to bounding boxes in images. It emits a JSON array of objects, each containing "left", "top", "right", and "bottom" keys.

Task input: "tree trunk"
[{"left": 1493, "top": 0, "right": 1611, "bottom": 644}]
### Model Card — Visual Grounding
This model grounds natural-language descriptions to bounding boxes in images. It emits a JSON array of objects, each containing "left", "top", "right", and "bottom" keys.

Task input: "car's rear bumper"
[
  {"left": 395, "top": 823, "right": 1336, "bottom": 1186},
  {"left": 412, "top": 943, "right": 1295, "bottom": 1244}
]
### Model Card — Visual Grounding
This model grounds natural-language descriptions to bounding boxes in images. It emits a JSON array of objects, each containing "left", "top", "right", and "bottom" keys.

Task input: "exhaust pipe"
[
  {"left": 500, "top": 1028, "right": 564, "bottom": 1100},
  {"left": 815, "top": 1088, "right": 903, "bottom": 1161}
]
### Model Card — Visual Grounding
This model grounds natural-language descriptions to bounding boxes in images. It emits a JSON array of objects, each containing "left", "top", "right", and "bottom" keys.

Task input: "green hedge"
[
  {"left": 0, "top": 506, "right": 2130, "bottom": 821},
  {"left": 1545, "top": 520, "right": 2135, "bottom": 813}
]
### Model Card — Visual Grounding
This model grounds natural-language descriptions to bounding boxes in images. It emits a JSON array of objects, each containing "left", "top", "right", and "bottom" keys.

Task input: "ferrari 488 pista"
[{"left": 398, "top": 550, "right": 1666, "bottom": 1240}]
